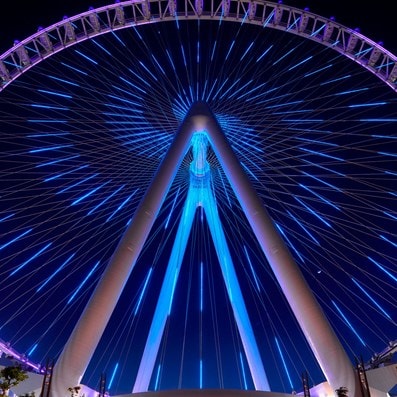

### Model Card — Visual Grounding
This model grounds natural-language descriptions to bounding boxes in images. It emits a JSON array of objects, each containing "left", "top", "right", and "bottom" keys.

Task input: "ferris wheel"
[{"left": 0, "top": 1, "right": 396, "bottom": 397}]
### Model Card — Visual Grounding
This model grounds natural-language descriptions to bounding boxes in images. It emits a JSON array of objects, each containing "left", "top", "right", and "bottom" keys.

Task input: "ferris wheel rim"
[{"left": 1, "top": 0, "right": 397, "bottom": 93}]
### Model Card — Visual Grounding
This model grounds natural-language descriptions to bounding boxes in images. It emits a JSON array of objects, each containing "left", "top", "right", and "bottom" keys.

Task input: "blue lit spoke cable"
[{"left": 0, "top": 13, "right": 396, "bottom": 396}]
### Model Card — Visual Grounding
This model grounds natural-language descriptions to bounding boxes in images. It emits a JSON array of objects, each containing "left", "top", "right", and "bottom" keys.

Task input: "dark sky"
[{"left": 0, "top": 1, "right": 396, "bottom": 55}]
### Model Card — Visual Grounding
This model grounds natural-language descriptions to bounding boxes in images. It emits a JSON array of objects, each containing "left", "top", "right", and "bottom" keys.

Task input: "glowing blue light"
[
  {"left": 109, "top": 87, "right": 143, "bottom": 105},
  {"left": 197, "top": 40, "right": 200, "bottom": 63},
  {"left": 294, "top": 197, "right": 332, "bottom": 227},
  {"left": 239, "top": 352, "right": 248, "bottom": 389},
  {"left": 275, "top": 337, "right": 294, "bottom": 390},
  {"left": 181, "top": 44, "right": 187, "bottom": 68},
  {"left": 44, "top": 164, "right": 89, "bottom": 182},
  {"left": 256, "top": 45, "right": 273, "bottom": 63},
  {"left": 304, "top": 63, "right": 333, "bottom": 77},
  {"left": 200, "top": 359, "right": 203, "bottom": 389},
  {"left": 263, "top": 10, "right": 274, "bottom": 27},
  {"left": 106, "top": 188, "right": 138, "bottom": 222},
  {"left": 210, "top": 40, "right": 217, "bottom": 61},
  {"left": 225, "top": 40, "right": 235, "bottom": 60},
  {"left": 74, "top": 49, "right": 98, "bottom": 64},
  {"left": 119, "top": 76, "right": 147, "bottom": 93},
  {"left": 37, "top": 253, "right": 75, "bottom": 292},
  {"left": 60, "top": 62, "right": 88, "bottom": 75},
  {"left": 10, "top": 242, "right": 52, "bottom": 276},
  {"left": 72, "top": 181, "right": 109, "bottom": 206},
  {"left": 354, "top": 47, "right": 372, "bottom": 57},
  {"left": 240, "top": 41, "right": 254, "bottom": 61},
  {"left": 117, "top": 129, "right": 160, "bottom": 140},
  {"left": 154, "top": 365, "right": 161, "bottom": 390},
  {"left": 276, "top": 223, "right": 305, "bottom": 263},
  {"left": 92, "top": 39, "right": 112, "bottom": 56},
  {"left": 229, "top": 80, "right": 255, "bottom": 100},
  {"left": 129, "top": 67, "right": 152, "bottom": 87},
  {"left": 48, "top": 75, "right": 80, "bottom": 86},
  {"left": 27, "top": 343, "right": 38, "bottom": 357},
  {"left": 58, "top": 173, "right": 98, "bottom": 194},
  {"left": 300, "top": 147, "right": 343, "bottom": 161},
  {"left": 103, "top": 105, "right": 143, "bottom": 114},
  {"left": 4, "top": 60, "right": 20, "bottom": 68},
  {"left": 236, "top": 81, "right": 267, "bottom": 100},
  {"left": 310, "top": 23, "right": 327, "bottom": 37},
  {"left": 286, "top": 16, "right": 299, "bottom": 31},
  {"left": 266, "top": 100, "right": 304, "bottom": 110},
  {"left": 200, "top": 262, "right": 204, "bottom": 311},
  {"left": 134, "top": 267, "right": 153, "bottom": 315},
  {"left": 368, "top": 257, "right": 397, "bottom": 282},
  {"left": 288, "top": 55, "right": 313, "bottom": 71},
  {"left": 165, "top": 49, "right": 177, "bottom": 72},
  {"left": 29, "top": 144, "right": 73, "bottom": 153},
  {"left": 241, "top": 162, "right": 258, "bottom": 181},
  {"left": 165, "top": 188, "right": 180, "bottom": 229},
  {"left": 378, "top": 151, "right": 397, "bottom": 158},
  {"left": 348, "top": 102, "right": 387, "bottom": 108},
  {"left": 286, "top": 210, "right": 319, "bottom": 245},
  {"left": 335, "top": 87, "right": 369, "bottom": 96},
  {"left": 205, "top": 77, "right": 218, "bottom": 101},
  {"left": 243, "top": 245, "right": 260, "bottom": 291},
  {"left": 301, "top": 171, "right": 342, "bottom": 192},
  {"left": 28, "top": 132, "right": 70, "bottom": 137},
  {"left": 240, "top": 9, "right": 249, "bottom": 24},
  {"left": 380, "top": 234, "right": 397, "bottom": 248},
  {"left": 281, "top": 118, "right": 324, "bottom": 123},
  {"left": 28, "top": 119, "right": 67, "bottom": 123},
  {"left": 212, "top": 77, "right": 229, "bottom": 100},
  {"left": 168, "top": 271, "right": 178, "bottom": 315},
  {"left": 152, "top": 54, "right": 166, "bottom": 75},
  {"left": 108, "top": 363, "right": 119, "bottom": 389},
  {"left": 332, "top": 300, "right": 366, "bottom": 346},
  {"left": 0, "top": 228, "right": 32, "bottom": 251},
  {"left": 301, "top": 158, "right": 345, "bottom": 177},
  {"left": 111, "top": 30, "right": 126, "bottom": 46},
  {"left": 351, "top": 278, "right": 392, "bottom": 320},
  {"left": 132, "top": 26, "right": 143, "bottom": 40},
  {"left": 372, "top": 135, "right": 397, "bottom": 139},
  {"left": 385, "top": 170, "right": 397, "bottom": 176},
  {"left": 272, "top": 48, "right": 295, "bottom": 65},
  {"left": 219, "top": 77, "right": 243, "bottom": 100},
  {"left": 67, "top": 261, "right": 100, "bottom": 304},
  {"left": 30, "top": 103, "right": 70, "bottom": 110},
  {"left": 0, "top": 213, "right": 14, "bottom": 222},
  {"left": 36, "top": 155, "right": 80, "bottom": 168},
  {"left": 133, "top": 129, "right": 270, "bottom": 391},
  {"left": 299, "top": 183, "right": 340, "bottom": 211},
  {"left": 107, "top": 94, "right": 138, "bottom": 105},
  {"left": 320, "top": 75, "right": 351, "bottom": 86},
  {"left": 218, "top": 169, "right": 231, "bottom": 207},
  {"left": 296, "top": 137, "right": 338, "bottom": 146},
  {"left": 274, "top": 109, "right": 313, "bottom": 115},
  {"left": 37, "top": 89, "right": 72, "bottom": 99}
]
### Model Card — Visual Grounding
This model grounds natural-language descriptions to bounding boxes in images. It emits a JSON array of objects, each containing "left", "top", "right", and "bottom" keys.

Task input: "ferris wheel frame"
[
  {"left": 0, "top": 1, "right": 396, "bottom": 396},
  {"left": 1, "top": 0, "right": 397, "bottom": 93}
]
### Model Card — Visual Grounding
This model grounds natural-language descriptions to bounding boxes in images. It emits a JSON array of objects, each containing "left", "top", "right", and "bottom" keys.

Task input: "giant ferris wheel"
[{"left": 0, "top": 1, "right": 396, "bottom": 397}]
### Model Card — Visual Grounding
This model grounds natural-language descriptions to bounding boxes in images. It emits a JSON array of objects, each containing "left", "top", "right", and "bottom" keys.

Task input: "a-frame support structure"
[
  {"left": 50, "top": 102, "right": 359, "bottom": 397},
  {"left": 132, "top": 131, "right": 270, "bottom": 392}
]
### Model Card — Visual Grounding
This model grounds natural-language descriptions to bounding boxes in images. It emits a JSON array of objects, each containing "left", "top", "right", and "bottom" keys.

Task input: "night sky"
[{"left": 0, "top": 1, "right": 396, "bottom": 396}]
